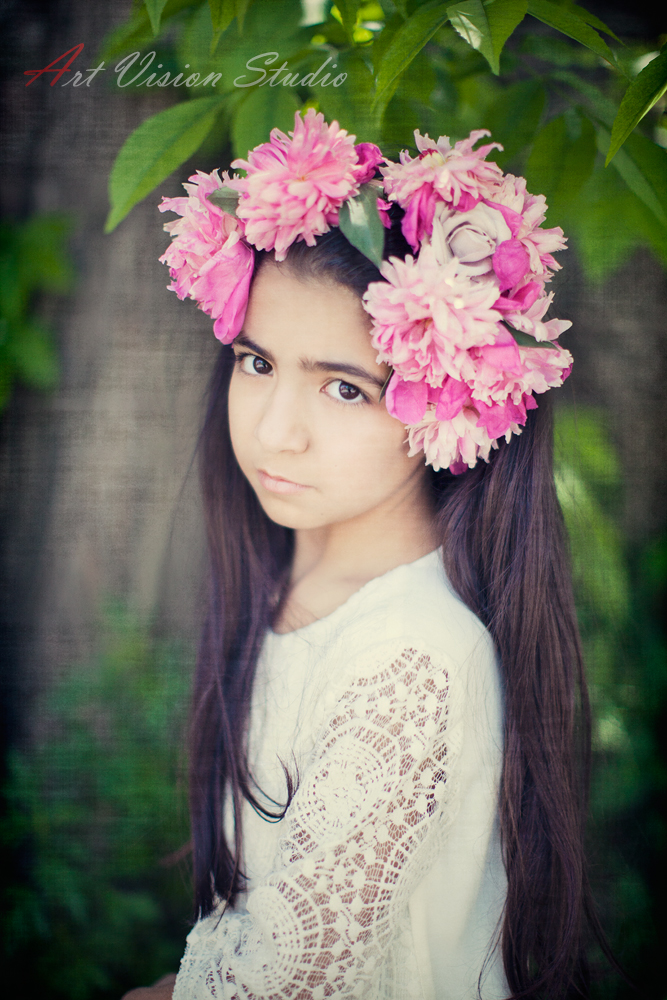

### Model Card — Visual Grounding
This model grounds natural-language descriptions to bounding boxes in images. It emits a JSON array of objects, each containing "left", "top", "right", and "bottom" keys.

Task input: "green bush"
[{"left": 1, "top": 606, "right": 193, "bottom": 999}]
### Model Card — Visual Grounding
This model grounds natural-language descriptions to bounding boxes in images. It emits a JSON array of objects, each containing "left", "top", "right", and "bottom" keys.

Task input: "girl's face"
[{"left": 228, "top": 263, "right": 429, "bottom": 532}]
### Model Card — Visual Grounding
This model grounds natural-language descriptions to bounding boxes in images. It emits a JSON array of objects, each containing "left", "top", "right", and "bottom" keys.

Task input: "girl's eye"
[
  {"left": 235, "top": 352, "right": 272, "bottom": 375},
  {"left": 325, "top": 379, "right": 367, "bottom": 404}
]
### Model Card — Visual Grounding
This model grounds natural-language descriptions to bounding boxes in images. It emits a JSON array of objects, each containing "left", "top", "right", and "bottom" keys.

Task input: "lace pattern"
[{"left": 173, "top": 643, "right": 462, "bottom": 1000}]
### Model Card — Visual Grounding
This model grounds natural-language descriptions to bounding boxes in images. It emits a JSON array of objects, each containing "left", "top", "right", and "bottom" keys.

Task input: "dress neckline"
[{"left": 269, "top": 547, "right": 442, "bottom": 640}]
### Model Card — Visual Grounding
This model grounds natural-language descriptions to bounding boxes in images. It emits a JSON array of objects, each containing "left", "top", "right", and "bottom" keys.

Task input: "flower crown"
[{"left": 159, "top": 109, "right": 572, "bottom": 474}]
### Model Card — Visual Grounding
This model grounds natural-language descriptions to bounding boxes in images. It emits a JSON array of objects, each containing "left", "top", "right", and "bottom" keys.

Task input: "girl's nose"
[{"left": 254, "top": 380, "right": 309, "bottom": 454}]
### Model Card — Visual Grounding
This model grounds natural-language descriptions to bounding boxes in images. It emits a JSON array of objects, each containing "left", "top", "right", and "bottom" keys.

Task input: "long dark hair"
[{"left": 190, "top": 209, "right": 609, "bottom": 998}]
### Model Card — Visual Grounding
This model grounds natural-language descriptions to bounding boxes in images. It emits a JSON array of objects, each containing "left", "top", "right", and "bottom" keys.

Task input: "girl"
[{"left": 126, "top": 110, "right": 609, "bottom": 999}]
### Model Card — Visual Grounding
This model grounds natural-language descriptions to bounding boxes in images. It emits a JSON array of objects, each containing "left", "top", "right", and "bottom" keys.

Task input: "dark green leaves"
[
  {"left": 144, "top": 0, "right": 169, "bottom": 36},
  {"left": 338, "top": 184, "right": 385, "bottom": 267},
  {"left": 106, "top": 96, "right": 225, "bottom": 232},
  {"left": 607, "top": 46, "right": 667, "bottom": 165},
  {"left": 448, "top": 0, "right": 527, "bottom": 75},
  {"left": 373, "top": 2, "right": 451, "bottom": 116},
  {"left": 526, "top": 113, "right": 597, "bottom": 221},
  {"left": 527, "top": 0, "right": 617, "bottom": 68},
  {"left": 0, "top": 215, "right": 73, "bottom": 409},
  {"left": 600, "top": 127, "right": 667, "bottom": 227}
]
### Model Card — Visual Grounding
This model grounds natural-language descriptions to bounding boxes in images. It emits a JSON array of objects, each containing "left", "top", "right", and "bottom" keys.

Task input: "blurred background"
[{"left": 0, "top": 1, "right": 665, "bottom": 997}]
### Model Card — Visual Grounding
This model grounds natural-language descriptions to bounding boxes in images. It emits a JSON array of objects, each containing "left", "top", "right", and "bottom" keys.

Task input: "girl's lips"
[{"left": 257, "top": 469, "right": 311, "bottom": 495}]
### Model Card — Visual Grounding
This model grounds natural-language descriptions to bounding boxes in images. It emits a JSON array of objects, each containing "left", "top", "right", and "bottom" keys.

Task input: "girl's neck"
[{"left": 273, "top": 484, "right": 438, "bottom": 634}]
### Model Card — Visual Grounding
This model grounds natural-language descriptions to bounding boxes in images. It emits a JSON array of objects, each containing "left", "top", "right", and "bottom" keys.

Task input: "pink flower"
[
  {"left": 502, "top": 289, "right": 572, "bottom": 342},
  {"left": 381, "top": 129, "right": 504, "bottom": 250},
  {"left": 406, "top": 404, "right": 503, "bottom": 473},
  {"left": 353, "top": 142, "right": 384, "bottom": 183},
  {"left": 229, "top": 108, "right": 363, "bottom": 261},
  {"left": 159, "top": 169, "right": 254, "bottom": 343},
  {"left": 485, "top": 173, "right": 567, "bottom": 280},
  {"left": 363, "top": 246, "right": 502, "bottom": 407},
  {"left": 431, "top": 202, "right": 514, "bottom": 278}
]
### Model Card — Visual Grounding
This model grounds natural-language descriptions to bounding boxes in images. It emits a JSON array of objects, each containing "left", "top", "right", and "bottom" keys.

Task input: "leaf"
[
  {"left": 7, "top": 322, "right": 59, "bottom": 389},
  {"left": 207, "top": 187, "right": 240, "bottom": 215},
  {"left": 97, "top": 0, "right": 198, "bottom": 62},
  {"left": 447, "top": 0, "right": 496, "bottom": 72},
  {"left": 335, "top": 1, "right": 361, "bottom": 42},
  {"left": 484, "top": 79, "right": 546, "bottom": 166},
  {"left": 338, "top": 184, "right": 385, "bottom": 267},
  {"left": 448, "top": 0, "right": 527, "bottom": 75},
  {"left": 235, "top": 0, "right": 253, "bottom": 34},
  {"left": 143, "top": 0, "right": 169, "bottom": 36},
  {"left": 208, "top": 0, "right": 236, "bottom": 43},
  {"left": 597, "top": 126, "right": 667, "bottom": 227},
  {"left": 526, "top": 113, "right": 596, "bottom": 219},
  {"left": 526, "top": 0, "right": 616, "bottom": 69},
  {"left": 105, "top": 97, "right": 224, "bottom": 233},
  {"left": 606, "top": 46, "right": 667, "bottom": 165},
  {"left": 372, "top": 2, "right": 451, "bottom": 116},
  {"left": 484, "top": 0, "right": 528, "bottom": 68},
  {"left": 558, "top": 1, "right": 620, "bottom": 43},
  {"left": 503, "top": 322, "right": 562, "bottom": 348},
  {"left": 317, "top": 50, "right": 380, "bottom": 143},
  {"left": 231, "top": 85, "right": 300, "bottom": 160}
]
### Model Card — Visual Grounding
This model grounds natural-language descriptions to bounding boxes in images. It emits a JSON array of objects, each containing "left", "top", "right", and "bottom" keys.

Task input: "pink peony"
[
  {"left": 381, "top": 129, "right": 504, "bottom": 250},
  {"left": 363, "top": 245, "right": 502, "bottom": 403},
  {"left": 485, "top": 173, "right": 567, "bottom": 281},
  {"left": 159, "top": 169, "right": 254, "bottom": 343},
  {"left": 501, "top": 289, "right": 572, "bottom": 342},
  {"left": 229, "top": 108, "right": 363, "bottom": 261},
  {"left": 406, "top": 404, "right": 504, "bottom": 473},
  {"left": 353, "top": 142, "right": 384, "bottom": 183}
]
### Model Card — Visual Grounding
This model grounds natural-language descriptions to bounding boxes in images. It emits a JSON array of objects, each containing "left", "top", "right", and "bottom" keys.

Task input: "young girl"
[{"left": 126, "top": 111, "right": 607, "bottom": 999}]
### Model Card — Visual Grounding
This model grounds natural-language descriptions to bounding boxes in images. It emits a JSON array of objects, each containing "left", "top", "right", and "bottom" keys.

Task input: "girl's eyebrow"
[{"left": 234, "top": 333, "right": 386, "bottom": 390}]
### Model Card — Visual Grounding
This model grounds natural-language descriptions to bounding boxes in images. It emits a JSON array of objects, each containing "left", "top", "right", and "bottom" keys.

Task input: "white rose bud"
[{"left": 431, "top": 202, "right": 512, "bottom": 276}]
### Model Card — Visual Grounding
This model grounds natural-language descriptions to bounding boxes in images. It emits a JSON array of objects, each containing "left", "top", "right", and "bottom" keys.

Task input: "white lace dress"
[{"left": 173, "top": 548, "right": 509, "bottom": 999}]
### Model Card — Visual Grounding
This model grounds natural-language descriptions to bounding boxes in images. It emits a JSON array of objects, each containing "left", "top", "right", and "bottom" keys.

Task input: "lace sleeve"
[{"left": 173, "top": 642, "right": 461, "bottom": 1000}]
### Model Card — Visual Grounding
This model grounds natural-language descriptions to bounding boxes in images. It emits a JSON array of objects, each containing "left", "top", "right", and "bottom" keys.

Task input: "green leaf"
[
  {"left": 373, "top": 2, "right": 451, "bottom": 116},
  {"left": 597, "top": 126, "right": 667, "bottom": 227},
  {"left": 606, "top": 46, "right": 667, "bottom": 165},
  {"left": 105, "top": 97, "right": 225, "bottom": 233},
  {"left": 338, "top": 183, "right": 385, "bottom": 267},
  {"left": 526, "top": 113, "right": 596, "bottom": 220},
  {"left": 484, "top": 79, "right": 546, "bottom": 166},
  {"left": 231, "top": 85, "right": 300, "bottom": 160},
  {"left": 143, "top": 0, "right": 169, "bottom": 36},
  {"left": 335, "top": 1, "right": 361, "bottom": 42},
  {"left": 558, "top": 1, "right": 620, "bottom": 43},
  {"left": 17, "top": 214, "right": 75, "bottom": 294},
  {"left": 208, "top": 0, "right": 236, "bottom": 36},
  {"left": 97, "top": 0, "right": 195, "bottom": 61},
  {"left": 317, "top": 50, "right": 380, "bottom": 143},
  {"left": 235, "top": 0, "right": 253, "bottom": 34},
  {"left": 8, "top": 322, "right": 59, "bottom": 389},
  {"left": 526, "top": 0, "right": 616, "bottom": 69},
  {"left": 447, "top": 1, "right": 496, "bottom": 73},
  {"left": 503, "top": 322, "right": 562, "bottom": 348},
  {"left": 448, "top": 0, "right": 527, "bottom": 74},
  {"left": 207, "top": 187, "right": 240, "bottom": 215},
  {"left": 484, "top": 0, "right": 528, "bottom": 67}
]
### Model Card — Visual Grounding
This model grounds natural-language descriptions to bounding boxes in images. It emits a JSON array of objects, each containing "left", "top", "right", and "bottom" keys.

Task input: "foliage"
[
  {"left": 554, "top": 406, "right": 667, "bottom": 997},
  {"left": 0, "top": 214, "right": 73, "bottom": 412},
  {"left": 0, "top": 607, "right": 193, "bottom": 1000},
  {"left": 100, "top": 0, "right": 667, "bottom": 284}
]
